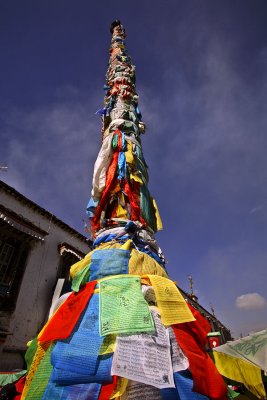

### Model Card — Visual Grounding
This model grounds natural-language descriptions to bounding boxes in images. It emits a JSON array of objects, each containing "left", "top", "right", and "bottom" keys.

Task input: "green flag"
[{"left": 99, "top": 275, "right": 154, "bottom": 336}]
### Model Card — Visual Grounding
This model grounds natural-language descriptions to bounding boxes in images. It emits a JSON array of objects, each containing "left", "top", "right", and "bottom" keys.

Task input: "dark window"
[
  {"left": 58, "top": 252, "right": 80, "bottom": 280},
  {"left": 0, "top": 232, "right": 30, "bottom": 311},
  {"left": 0, "top": 241, "right": 17, "bottom": 296}
]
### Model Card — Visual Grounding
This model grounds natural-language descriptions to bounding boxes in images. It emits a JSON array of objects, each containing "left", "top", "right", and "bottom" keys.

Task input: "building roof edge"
[{"left": 0, "top": 180, "right": 88, "bottom": 244}]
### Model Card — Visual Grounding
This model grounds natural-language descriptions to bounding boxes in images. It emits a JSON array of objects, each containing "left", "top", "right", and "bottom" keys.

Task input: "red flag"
[
  {"left": 38, "top": 281, "right": 96, "bottom": 343},
  {"left": 14, "top": 375, "right": 26, "bottom": 399},
  {"left": 98, "top": 375, "right": 118, "bottom": 399},
  {"left": 172, "top": 304, "right": 227, "bottom": 400}
]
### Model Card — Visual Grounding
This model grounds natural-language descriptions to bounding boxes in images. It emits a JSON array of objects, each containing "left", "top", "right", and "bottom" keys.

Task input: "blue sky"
[{"left": 1, "top": 0, "right": 267, "bottom": 337}]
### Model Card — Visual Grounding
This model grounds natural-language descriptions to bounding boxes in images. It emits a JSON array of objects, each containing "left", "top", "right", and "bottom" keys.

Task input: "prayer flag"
[
  {"left": 38, "top": 281, "right": 96, "bottom": 343},
  {"left": 147, "top": 275, "right": 195, "bottom": 325},
  {"left": 111, "top": 309, "right": 175, "bottom": 389},
  {"left": 172, "top": 304, "right": 227, "bottom": 399},
  {"left": 213, "top": 351, "right": 266, "bottom": 399},
  {"left": 89, "top": 248, "right": 130, "bottom": 281},
  {"left": 99, "top": 275, "right": 154, "bottom": 336}
]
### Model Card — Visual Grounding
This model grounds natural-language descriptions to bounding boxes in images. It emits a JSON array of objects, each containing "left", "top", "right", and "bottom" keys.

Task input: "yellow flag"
[
  {"left": 125, "top": 140, "right": 134, "bottom": 165},
  {"left": 152, "top": 198, "right": 163, "bottom": 231},
  {"left": 213, "top": 351, "right": 266, "bottom": 399},
  {"left": 99, "top": 334, "right": 117, "bottom": 355},
  {"left": 130, "top": 173, "right": 143, "bottom": 184},
  {"left": 116, "top": 197, "right": 128, "bottom": 219},
  {"left": 70, "top": 251, "right": 92, "bottom": 278},
  {"left": 129, "top": 249, "right": 168, "bottom": 278},
  {"left": 110, "top": 377, "right": 128, "bottom": 398},
  {"left": 120, "top": 239, "right": 132, "bottom": 250},
  {"left": 146, "top": 275, "right": 195, "bottom": 325}
]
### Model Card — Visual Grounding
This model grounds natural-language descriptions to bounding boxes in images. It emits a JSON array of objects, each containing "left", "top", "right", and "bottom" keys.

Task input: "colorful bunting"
[{"left": 12, "top": 20, "right": 246, "bottom": 400}]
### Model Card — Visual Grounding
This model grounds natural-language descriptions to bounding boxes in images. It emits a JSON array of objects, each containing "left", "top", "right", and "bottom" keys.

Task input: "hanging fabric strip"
[
  {"left": 146, "top": 275, "right": 195, "bottom": 325},
  {"left": 38, "top": 281, "right": 97, "bottom": 343},
  {"left": 51, "top": 293, "right": 113, "bottom": 385},
  {"left": 212, "top": 351, "right": 266, "bottom": 399},
  {"left": 174, "top": 370, "right": 209, "bottom": 400},
  {"left": 111, "top": 309, "right": 175, "bottom": 389},
  {"left": 172, "top": 304, "right": 227, "bottom": 400},
  {"left": 89, "top": 248, "right": 130, "bottom": 281},
  {"left": 23, "top": 344, "right": 54, "bottom": 400},
  {"left": 99, "top": 275, "right": 154, "bottom": 336},
  {"left": 42, "top": 379, "right": 102, "bottom": 400}
]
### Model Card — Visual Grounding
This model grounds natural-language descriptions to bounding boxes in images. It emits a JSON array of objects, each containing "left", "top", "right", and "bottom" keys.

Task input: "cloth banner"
[
  {"left": 38, "top": 281, "right": 96, "bottom": 343},
  {"left": 70, "top": 242, "right": 128, "bottom": 291},
  {"left": 121, "top": 380, "right": 162, "bottom": 400},
  {"left": 146, "top": 275, "right": 195, "bottom": 325},
  {"left": 213, "top": 351, "right": 266, "bottom": 399},
  {"left": 71, "top": 264, "right": 91, "bottom": 292},
  {"left": 24, "top": 344, "right": 54, "bottom": 400},
  {"left": 42, "top": 380, "right": 101, "bottom": 400},
  {"left": 110, "top": 377, "right": 128, "bottom": 399},
  {"left": 99, "top": 275, "right": 154, "bottom": 336},
  {"left": 14, "top": 376, "right": 26, "bottom": 400},
  {"left": 21, "top": 341, "right": 52, "bottom": 400},
  {"left": 160, "top": 387, "right": 180, "bottom": 400},
  {"left": 25, "top": 338, "right": 38, "bottom": 372},
  {"left": 214, "top": 329, "right": 267, "bottom": 373},
  {"left": 91, "top": 133, "right": 113, "bottom": 200},
  {"left": 172, "top": 304, "right": 227, "bottom": 400},
  {"left": 70, "top": 252, "right": 93, "bottom": 280},
  {"left": 99, "top": 334, "right": 117, "bottom": 355},
  {"left": 111, "top": 309, "right": 175, "bottom": 389},
  {"left": 98, "top": 375, "right": 118, "bottom": 400},
  {"left": 51, "top": 293, "right": 112, "bottom": 385},
  {"left": 89, "top": 248, "right": 130, "bottom": 281},
  {"left": 174, "top": 370, "right": 209, "bottom": 400},
  {"left": 168, "top": 327, "right": 189, "bottom": 372},
  {"left": 51, "top": 332, "right": 104, "bottom": 376},
  {"left": 52, "top": 356, "right": 113, "bottom": 386},
  {"left": 128, "top": 249, "right": 168, "bottom": 278},
  {"left": 0, "top": 371, "right": 26, "bottom": 387}
]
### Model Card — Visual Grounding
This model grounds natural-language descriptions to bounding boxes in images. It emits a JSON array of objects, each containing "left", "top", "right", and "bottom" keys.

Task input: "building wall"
[{"left": 0, "top": 185, "right": 90, "bottom": 370}]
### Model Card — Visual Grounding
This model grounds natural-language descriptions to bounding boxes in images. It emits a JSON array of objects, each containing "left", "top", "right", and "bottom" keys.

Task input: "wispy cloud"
[
  {"left": 250, "top": 204, "right": 266, "bottom": 214},
  {"left": 1, "top": 86, "right": 101, "bottom": 230}
]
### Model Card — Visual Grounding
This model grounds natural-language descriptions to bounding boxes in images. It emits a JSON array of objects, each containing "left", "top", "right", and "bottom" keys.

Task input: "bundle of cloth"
[
  {"left": 18, "top": 239, "right": 228, "bottom": 400},
  {"left": 88, "top": 21, "right": 162, "bottom": 237},
  {"left": 2, "top": 20, "right": 265, "bottom": 400}
]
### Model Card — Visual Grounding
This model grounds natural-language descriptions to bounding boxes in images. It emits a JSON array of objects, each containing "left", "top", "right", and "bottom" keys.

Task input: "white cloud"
[{"left": 235, "top": 293, "right": 267, "bottom": 310}]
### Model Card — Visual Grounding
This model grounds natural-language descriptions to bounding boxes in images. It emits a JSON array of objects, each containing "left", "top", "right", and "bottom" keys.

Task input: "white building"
[{"left": 0, "top": 180, "right": 90, "bottom": 370}]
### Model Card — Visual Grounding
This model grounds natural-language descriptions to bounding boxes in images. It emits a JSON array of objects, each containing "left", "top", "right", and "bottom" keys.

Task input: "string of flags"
[{"left": 0, "top": 20, "right": 266, "bottom": 400}]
